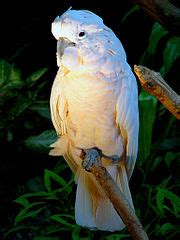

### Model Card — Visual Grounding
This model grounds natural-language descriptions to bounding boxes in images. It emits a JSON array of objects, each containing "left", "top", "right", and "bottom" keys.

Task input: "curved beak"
[{"left": 57, "top": 37, "right": 76, "bottom": 57}]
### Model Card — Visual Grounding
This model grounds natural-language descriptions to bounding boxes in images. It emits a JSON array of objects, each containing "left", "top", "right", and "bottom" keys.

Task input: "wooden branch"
[
  {"left": 81, "top": 150, "right": 149, "bottom": 240},
  {"left": 130, "top": 0, "right": 180, "bottom": 35},
  {"left": 134, "top": 65, "right": 180, "bottom": 119}
]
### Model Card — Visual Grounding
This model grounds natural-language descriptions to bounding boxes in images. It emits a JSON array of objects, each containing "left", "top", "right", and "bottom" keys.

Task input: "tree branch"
[
  {"left": 134, "top": 65, "right": 180, "bottom": 119},
  {"left": 81, "top": 150, "right": 149, "bottom": 240},
  {"left": 130, "top": 0, "right": 180, "bottom": 35}
]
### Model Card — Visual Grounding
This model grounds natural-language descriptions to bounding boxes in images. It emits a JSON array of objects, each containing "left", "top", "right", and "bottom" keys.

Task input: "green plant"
[
  {"left": 0, "top": 59, "right": 49, "bottom": 143},
  {"left": 132, "top": 19, "right": 180, "bottom": 240}
]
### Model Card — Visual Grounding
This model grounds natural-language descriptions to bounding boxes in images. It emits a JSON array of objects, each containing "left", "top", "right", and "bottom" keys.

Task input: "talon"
[
  {"left": 81, "top": 148, "right": 102, "bottom": 171},
  {"left": 80, "top": 149, "right": 86, "bottom": 160},
  {"left": 82, "top": 160, "right": 91, "bottom": 172}
]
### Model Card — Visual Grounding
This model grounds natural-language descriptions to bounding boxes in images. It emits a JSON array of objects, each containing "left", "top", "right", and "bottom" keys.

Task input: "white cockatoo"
[{"left": 50, "top": 9, "right": 139, "bottom": 232}]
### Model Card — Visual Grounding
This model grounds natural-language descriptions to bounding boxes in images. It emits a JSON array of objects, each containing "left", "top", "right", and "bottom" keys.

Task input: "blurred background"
[{"left": 1, "top": 0, "right": 179, "bottom": 239}]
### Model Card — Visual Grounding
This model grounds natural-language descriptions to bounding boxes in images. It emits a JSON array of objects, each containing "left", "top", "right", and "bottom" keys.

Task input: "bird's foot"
[{"left": 81, "top": 148, "right": 102, "bottom": 171}]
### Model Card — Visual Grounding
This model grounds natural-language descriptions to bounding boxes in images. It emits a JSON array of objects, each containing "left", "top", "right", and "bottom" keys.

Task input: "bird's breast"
[
  {"left": 62, "top": 72, "right": 123, "bottom": 156},
  {"left": 63, "top": 73, "right": 119, "bottom": 124}
]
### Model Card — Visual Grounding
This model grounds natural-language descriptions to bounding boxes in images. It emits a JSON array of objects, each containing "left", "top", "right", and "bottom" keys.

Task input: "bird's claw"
[{"left": 81, "top": 148, "right": 101, "bottom": 171}]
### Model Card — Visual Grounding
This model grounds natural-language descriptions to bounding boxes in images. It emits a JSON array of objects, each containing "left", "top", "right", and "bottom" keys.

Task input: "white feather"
[{"left": 50, "top": 9, "right": 139, "bottom": 232}]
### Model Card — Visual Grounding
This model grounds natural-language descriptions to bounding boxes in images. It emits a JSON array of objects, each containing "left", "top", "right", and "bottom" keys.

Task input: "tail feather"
[
  {"left": 75, "top": 168, "right": 125, "bottom": 231},
  {"left": 117, "top": 162, "right": 134, "bottom": 209},
  {"left": 49, "top": 136, "right": 78, "bottom": 173},
  {"left": 75, "top": 170, "right": 97, "bottom": 229},
  {"left": 49, "top": 135, "right": 68, "bottom": 156},
  {"left": 50, "top": 139, "right": 134, "bottom": 232},
  {"left": 95, "top": 198, "right": 125, "bottom": 231},
  {"left": 75, "top": 161, "right": 134, "bottom": 231}
]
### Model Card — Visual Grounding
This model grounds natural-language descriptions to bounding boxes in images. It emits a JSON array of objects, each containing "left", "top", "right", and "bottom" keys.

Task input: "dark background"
[{"left": 1, "top": 0, "right": 152, "bottom": 72}]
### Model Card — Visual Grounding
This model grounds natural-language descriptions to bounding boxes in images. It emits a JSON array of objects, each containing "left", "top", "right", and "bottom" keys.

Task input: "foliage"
[
  {"left": 1, "top": 2, "right": 179, "bottom": 240},
  {"left": 0, "top": 59, "right": 49, "bottom": 143}
]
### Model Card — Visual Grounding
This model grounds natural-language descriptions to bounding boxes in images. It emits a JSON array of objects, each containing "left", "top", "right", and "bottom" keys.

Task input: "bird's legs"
[{"left": 81, "top": 148, "right": 102, "bottom": 171}]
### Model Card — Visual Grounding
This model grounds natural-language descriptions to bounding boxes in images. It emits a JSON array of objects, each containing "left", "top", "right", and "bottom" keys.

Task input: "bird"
[{"left": 49, "top": 9, "right": 139, "bottom": 232}]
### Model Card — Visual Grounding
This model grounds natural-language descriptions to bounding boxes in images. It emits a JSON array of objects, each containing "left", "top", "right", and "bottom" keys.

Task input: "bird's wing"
[
  {"left": 50, "top": 70, "right": 79, "bottom": 173},
  {"left": 116, "top": 64, "right": 139, "bottom": 179},
  {"left": 50, "top": 69, "right": 67, "bottom": 136}
]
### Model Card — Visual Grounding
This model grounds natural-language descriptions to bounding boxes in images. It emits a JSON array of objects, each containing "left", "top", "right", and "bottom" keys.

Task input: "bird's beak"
[{"left": 57, "top": 37, "right": 75, "bottom": 57}]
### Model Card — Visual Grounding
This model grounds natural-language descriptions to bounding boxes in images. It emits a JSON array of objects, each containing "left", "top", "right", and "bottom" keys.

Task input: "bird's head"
[{"left": 51, "top": 9, "right": 126, "bottom": 74}]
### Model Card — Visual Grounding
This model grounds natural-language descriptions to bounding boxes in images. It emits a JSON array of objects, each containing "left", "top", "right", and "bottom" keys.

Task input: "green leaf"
[
  {"left": 26, "top": 68, "right": 48, "bottom": 85},
  {"left": 164, "top": 189, "right": 180, "bottom": 216},
  {"left": 42, "top": 225, "right": 68, "bottom": 235},
  {"left": 7, "top": 130, "right": 13, "bottom": 142},
  {"left": 151, "top": 156, "right": 163, "bottom": 172},
  {"left": 50, "top": 214, "right": 73, "bottom": 227},
  {"left": 0, "top": 60, "right": 24, "bottom": 108},
  {"left": 105, "top": 233, "right": 130, "bottom": 239},
  {"left": 3, "top": 225, "right": 36, "bottom": 239},
  {"left": 30, "top": 81, "right": 47, "bottom": 98},
  {"left": 55, "top": 213, "right": 74, "bottom": 219},
  {"left": 164, "top": 152, "right": 175, "bottom": 168},
  {"left": 53, "top": 161, "right": 68, "bottom": 174},
  {"left": 72, "top": 226, "right": 81, "bottom": 240},
  {"left": 160, "top": 36, "right": 180, "bottom": 76},
  {"left": 30, "top": 101, "right": 51, "bottom": 119},
  {"left": 0, "top": 59, "right": 22, "bottom": 87},
  {"left": 160, "top": 223, "right": 174, "bottom": 235},
  {"left": 153, "top": 115, "right": 176, "bottom": 150},
  {"left": 8, "top": 65, "right": 22, "bottom": 85},
  {"left": 121, "top": 5, "right": 140, "bottom": 24},
  {"left": 156, "top": 188, "right": 180, "bottom": 217},
  {"left": 138, "top": 90, "right": 157, "bottom": 165},
  {"left": 160, "top": 176, "right": 172, "bottom": 189},
  {"left": 8, "top": 96, "right": 32, "bottom": 120},
  {"left": 146, "top": 185, "right": 154, "bottom": 212},
  {"left": 0, "top": 59, "right": 24, "bottom": 105},
  {"left": 0, "top": 59, "right": 10, "bottom": 86},
  {"left": 15, "top": 196, "right": 30, "bottom": 208},
  {"left": 24, "top": 130, "right": 56, "bottom": 153},
  {"left": 147, "top": 23, "right": 168, "bottom": 56},
  {"left": 15, "top": 192, "right": 50, "bottom": 207},
  {"left": 14, "top": 202, "right": 45, "bottom": 224},
  {"left": 139, "top": 23, "right": 168, "bottom": 64},
  {"left": 44, "top": 169, "right": 71, "bottom": 192},
  {"left": 156, "top": 188, "right": 166, "bottom": 217}
]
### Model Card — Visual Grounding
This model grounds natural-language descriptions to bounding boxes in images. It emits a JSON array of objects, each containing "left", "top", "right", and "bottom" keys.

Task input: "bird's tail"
[
  {"left": 50, "top": 138, "right": 134, "bottom": 232},
  {"left": 75, "top": 159, "right": 134, "bottom": 231}
]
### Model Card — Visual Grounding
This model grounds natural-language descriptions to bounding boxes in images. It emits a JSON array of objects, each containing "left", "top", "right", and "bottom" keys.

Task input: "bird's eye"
[{"left": 78, "top": 31, "right": 87, "bottom": 39}]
